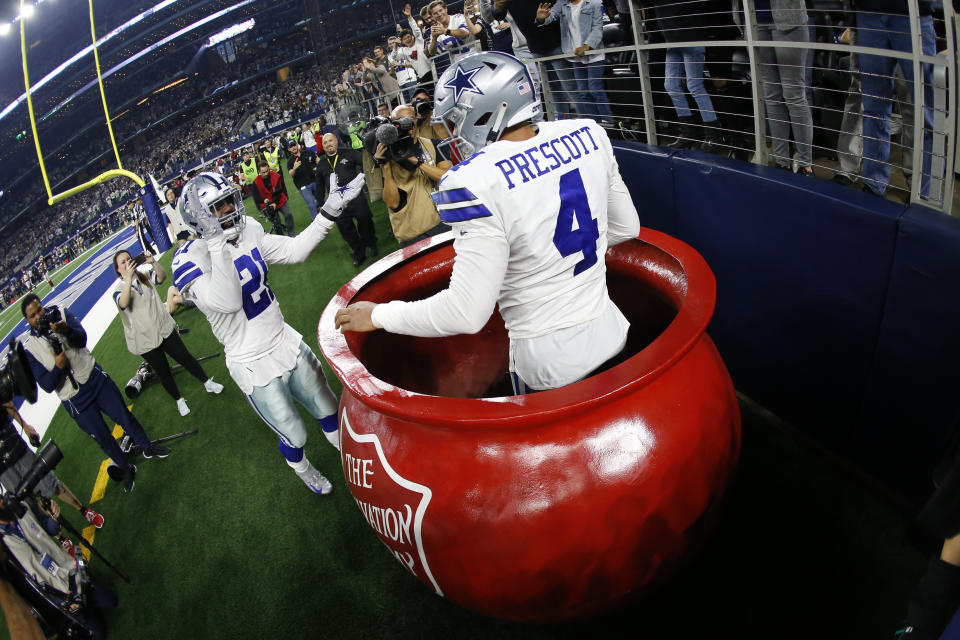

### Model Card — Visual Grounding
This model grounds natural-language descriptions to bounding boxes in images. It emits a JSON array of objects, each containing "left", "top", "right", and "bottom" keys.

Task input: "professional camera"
[
  {"left": 35, "top": 305, "right": 63, "bottom": 337},
  {"left": 373, "top": 117, "right": 420, "bottom": 169},
  {"left": 0, "top": 340, "right": 38, "bottom": 405},
  {"left": 124, "top": 361, "right": 156, "bottom": 400},
  {"left": 411, "top": 96, "right": 432, "bottom": 120},
  {"left": 362, "top": 115, "right": 393, "bottom": 157},
  {"left": 2, "top": 440, "right": 64, "bottom": 519}
]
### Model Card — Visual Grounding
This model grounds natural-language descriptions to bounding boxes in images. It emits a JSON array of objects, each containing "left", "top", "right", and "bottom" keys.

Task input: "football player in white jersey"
[
  {"left": 335, "top": 51, "right": 641, "bottom": 392},
  {"left": 173, "top": 171, "right": 365, "bottom": 494}
]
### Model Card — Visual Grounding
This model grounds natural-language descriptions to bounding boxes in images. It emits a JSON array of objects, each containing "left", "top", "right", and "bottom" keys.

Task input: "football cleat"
[{"left": 296, "top": 464, "right": 333, "bottom": 495}]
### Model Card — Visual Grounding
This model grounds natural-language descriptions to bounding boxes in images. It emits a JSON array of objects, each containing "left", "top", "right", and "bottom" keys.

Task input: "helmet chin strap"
[{"left": 486, "top": 101, "right": 509, "bottom": 144}]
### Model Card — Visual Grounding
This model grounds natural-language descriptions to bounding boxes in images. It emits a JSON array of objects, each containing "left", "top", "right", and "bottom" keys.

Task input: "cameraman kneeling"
[
  {"left": 20, "top": 294, "right": 168, "bottom": 494},
  {"left": 377, "top": 104, "right": 452, "bottom": 247},
  {"left": 0, "top": 497, "right": 116, "bottom": 639}
]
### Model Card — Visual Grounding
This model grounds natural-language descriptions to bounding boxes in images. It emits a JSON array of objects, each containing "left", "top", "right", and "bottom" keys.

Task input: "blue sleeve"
[
  {"left": 39, "top": 515, "right": 60, "bottom": 537},
  {"left": 24, "top": 346, "right": 64, "bottom": 394},
  {"left": 62, "top": 309, "right": 87, "bottom": 350}
]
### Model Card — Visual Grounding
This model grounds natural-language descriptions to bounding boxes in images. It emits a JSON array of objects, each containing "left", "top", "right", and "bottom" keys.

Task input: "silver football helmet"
[
  {"left": 178, "top": 171, "right": 246, "bottom": 241},
  {"left": 432, "top": 51, "right": 540, "bottom": 163}
]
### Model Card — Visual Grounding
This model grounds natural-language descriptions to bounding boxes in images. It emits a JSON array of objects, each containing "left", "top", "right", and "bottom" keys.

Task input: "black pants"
[
  {"left": 140, "top": 329, "right": 207, "bottom": 400},
  {"left": 335, "top": 198, "right": 376, "bottom": 259}
]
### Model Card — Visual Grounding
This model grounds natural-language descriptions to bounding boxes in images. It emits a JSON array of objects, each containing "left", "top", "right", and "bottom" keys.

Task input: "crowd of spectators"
[{"left": 1, "top": 0, "right": 953, "bottom": 308}]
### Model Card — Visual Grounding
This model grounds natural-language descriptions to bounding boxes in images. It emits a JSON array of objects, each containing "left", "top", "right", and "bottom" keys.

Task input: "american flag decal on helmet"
[{"left": 517, "top": 80, "right": 530, "bottom": 95}]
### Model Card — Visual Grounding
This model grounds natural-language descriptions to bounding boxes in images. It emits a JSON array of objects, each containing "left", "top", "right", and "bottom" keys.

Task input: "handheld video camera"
[
  {"left": 368, "top": 117, "right": 419, "bottom": 170},
  {"left": 35, "top": 305, "right": 63, "bottom": 337}
]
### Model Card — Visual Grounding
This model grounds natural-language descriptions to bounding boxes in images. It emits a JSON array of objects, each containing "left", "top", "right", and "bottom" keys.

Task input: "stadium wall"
[{"left": 613, "top": 142, "right": 960, "bottom": 501}]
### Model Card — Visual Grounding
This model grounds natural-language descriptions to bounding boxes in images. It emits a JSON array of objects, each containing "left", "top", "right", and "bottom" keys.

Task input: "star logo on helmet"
[{"left": 444, "top": 65, "right": 483, "bottom": 103}]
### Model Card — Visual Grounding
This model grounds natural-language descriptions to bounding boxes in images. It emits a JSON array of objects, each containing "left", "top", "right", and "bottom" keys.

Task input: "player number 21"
[
  {"left": 553, "top": 168, "right": 599, "bottom": 276},
  {"left": 234, "top": 248, "right": 275, "bottom": 320}
]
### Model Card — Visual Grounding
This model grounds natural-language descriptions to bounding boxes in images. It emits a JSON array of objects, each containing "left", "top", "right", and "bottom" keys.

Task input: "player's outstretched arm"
[
  {"left": 257, "top": 172, "right": 365, "bottom": 265},
  {"left": 346, "top": 231, "right": 509, "bottom": 337}
]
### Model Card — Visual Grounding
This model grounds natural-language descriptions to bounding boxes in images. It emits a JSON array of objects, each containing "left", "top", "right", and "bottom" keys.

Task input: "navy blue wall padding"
[
  {"left": 613, "top": 143, "right": 677, "bottom": 235},
  {"left": 855, "top": 205, "right": 960, "bottom": 495},
  {"left": 670, "top": 152, "right": 904, "bottom": 445},
  {"left": 611, "top": 142, "right": 960, "bottom": 499}
]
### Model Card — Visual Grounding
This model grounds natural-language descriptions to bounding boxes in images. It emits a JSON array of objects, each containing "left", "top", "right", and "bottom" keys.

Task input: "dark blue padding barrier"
[
  {"left": 856, "top": 205, "right": 960, "bottom": 494},
  {"left": 613, "top": 141, "right": 958, "bottom": 498}
]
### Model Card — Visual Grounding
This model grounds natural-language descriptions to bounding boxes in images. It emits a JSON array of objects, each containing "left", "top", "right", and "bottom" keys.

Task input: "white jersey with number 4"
[
  {"left": 171, "top": 215, "right": 334, "bottom": 394},
  {"left": 371, "top": 118, "right": 641, "bottom": 389}
]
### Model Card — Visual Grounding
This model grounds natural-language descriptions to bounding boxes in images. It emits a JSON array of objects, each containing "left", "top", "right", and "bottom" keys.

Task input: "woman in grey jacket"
[
  {"left": 753, "top": 0, "right": 814, "bottom": 174},
  {"left": 536, "top": 0, "right": 614, "bottom": 125}
]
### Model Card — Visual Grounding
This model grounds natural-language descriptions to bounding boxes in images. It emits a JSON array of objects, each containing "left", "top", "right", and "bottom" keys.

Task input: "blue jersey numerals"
[
  {"left": 234, "top": 248, "right": 275, "bottom": 319},
  {"left": 553, "top": 168, "right": 600, "bottom": 276}
]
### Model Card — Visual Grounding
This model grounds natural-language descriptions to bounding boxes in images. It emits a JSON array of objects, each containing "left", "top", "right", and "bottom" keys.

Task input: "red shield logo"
[{"left": 340, "top": 408, "right": 443, "bottom": 596}]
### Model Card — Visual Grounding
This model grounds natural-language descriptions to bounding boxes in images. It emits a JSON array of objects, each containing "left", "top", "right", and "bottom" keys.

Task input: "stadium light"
[
  {"left": 20, "top": 4, "right": 35, "bottom": 18},
  {"left": 207, "top": 18, "right": 255, "bottom": 47},
  {"left": 0, "top": 23, "right": 10, "bottom": 36}
]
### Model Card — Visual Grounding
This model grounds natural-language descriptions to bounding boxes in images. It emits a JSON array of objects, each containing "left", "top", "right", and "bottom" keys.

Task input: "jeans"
[
  {"left": 569, "top": 59, "right": 614, "bottom": 124},
  {"left": 858, "top": 11, "right": 935, "bottom": 196},
  {"left": 543, "top": 46, "right": 578, "bottom": 119},
  {"left": 757, "top": 24, "right": 813, "bottom": 168},
  {"left": 399, "top": 81, "right": 418, "bottom": 104},
  {"left": 664, "top": 47, "right": 718, "bottom": 123},
  {"left": 300, "top": 183, "right": 319, "bottom": 219}
]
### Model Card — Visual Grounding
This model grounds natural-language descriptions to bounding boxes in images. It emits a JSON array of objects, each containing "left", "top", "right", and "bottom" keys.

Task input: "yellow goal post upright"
[{"left": 19, "top": 0, "right": 171, "bottom": 253}]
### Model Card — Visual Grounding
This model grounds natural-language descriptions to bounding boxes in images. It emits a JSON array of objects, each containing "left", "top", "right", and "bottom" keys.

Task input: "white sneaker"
[
  {"left": 203, "top": 378, "right": 224, "bottom": 394},
  {"left": 296, "top": 464, "right": 333, "bottom": 495},
  {"left": 176, "top": 398, "right": 190, "bottom": 416}
]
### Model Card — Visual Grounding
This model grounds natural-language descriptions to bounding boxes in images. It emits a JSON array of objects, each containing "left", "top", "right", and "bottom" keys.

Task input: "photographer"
[
  {"left": 316, "top": 133, "right": 378, "bottom": 267},
  {"left": 1, "top": 403, "right": 104, "bottom": 530},
  {"left": 376, "top": 104, "right": 452, "bottom": 247},
  {"left": 113, "top": 250, "right": 223, "bottom": 417},
  {"left": 20, "top": 294, "right": 168, "bottom": 494},
  {"left": 410, "top": 88, "right": 449, "bottom": 141},
  {"left": 252, "top": 162, "right": 296, "bottom": 237},
  {"left": 286, "top": 138, "right": 320, "bottom": 219},
  {"left": 0, "top": 497, "right": 116, "bottom": 639}
]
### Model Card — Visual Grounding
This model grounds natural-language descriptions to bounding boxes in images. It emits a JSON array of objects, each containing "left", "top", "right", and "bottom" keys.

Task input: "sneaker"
[
  {"left": 82, "top": 508, "right": 104, "bottom": 529},
  {"left": 296, "top": 465, "right": 333, "bottom": 495},
  {"left": 177, "top": 397, "right": 190, "bottom": 416},
  {"left": 142, "top": 444, "right": 171, "bottom": 459},
  {"left": 123, "top": 465, "right": 136, "bottom": 493},
  {"left": 203, "top": 378, "right": 224, "bottom": 394},
  {"left": 832, "top": 173, "right": 856, "bottom": 187},
  {"left": 60, "top": 537, "right": 76, "bottom": 559}
]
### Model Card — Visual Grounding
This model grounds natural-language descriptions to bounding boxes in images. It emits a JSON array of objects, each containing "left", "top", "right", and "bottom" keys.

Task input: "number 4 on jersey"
[{"left": 553, "top": 168, "right": 600, "bottom": 276}]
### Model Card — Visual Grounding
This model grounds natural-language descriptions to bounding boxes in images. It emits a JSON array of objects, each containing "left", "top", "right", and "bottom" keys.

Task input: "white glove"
[{"left": 320, "top": 173, "right": 367, "bottom": 220}]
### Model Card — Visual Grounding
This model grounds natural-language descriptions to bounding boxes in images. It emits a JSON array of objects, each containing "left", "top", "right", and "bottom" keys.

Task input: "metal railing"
[{"left": 339, "top": 0, "right": 957, "bottom": 215}]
